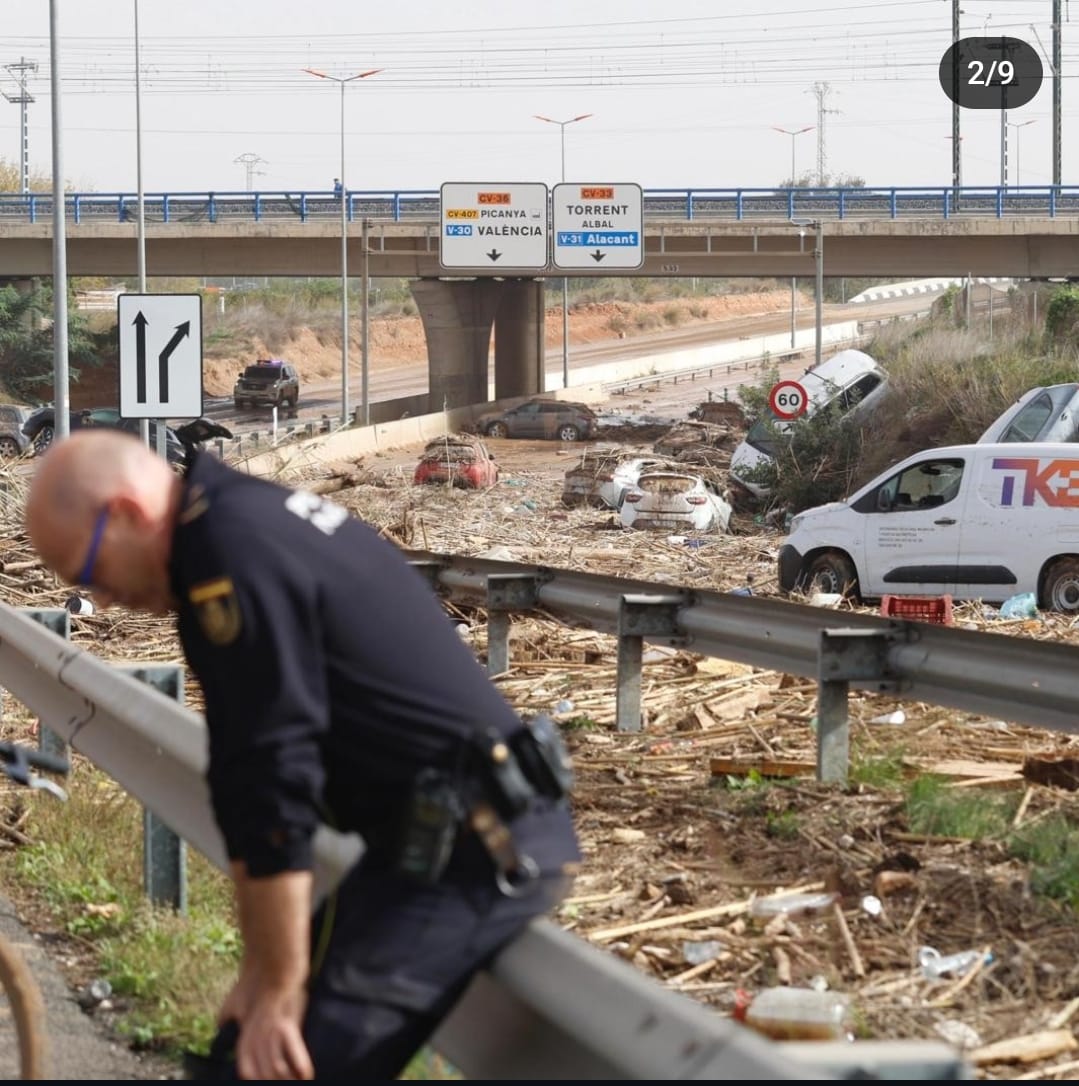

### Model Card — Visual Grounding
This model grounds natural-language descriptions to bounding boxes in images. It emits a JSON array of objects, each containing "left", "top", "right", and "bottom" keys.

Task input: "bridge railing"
[{"left": 2, "top": 185, "right": 1078, "bottom": 225}]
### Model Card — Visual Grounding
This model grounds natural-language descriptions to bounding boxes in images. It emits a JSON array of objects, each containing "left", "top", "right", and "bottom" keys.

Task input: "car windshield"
[
  {"left": 744, "top": 414, "right": 793, "bottom": 457},
  {"left": 243, "top": 365, "right": 282, "bottom": 380}
]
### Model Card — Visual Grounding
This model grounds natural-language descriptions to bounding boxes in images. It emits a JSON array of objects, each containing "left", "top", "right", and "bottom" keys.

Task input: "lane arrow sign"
[
  {"left": 157, "top": 320, "right": 191, "bottom": 404},
  {"left": 590, "top": 250, "right": 606, "bottom": 262},
  {"left": 486, "top": 249, "right": 502, "bottom": 261},
  {"left": 133, "top": 311, "right": 148, "bottom": 403}
]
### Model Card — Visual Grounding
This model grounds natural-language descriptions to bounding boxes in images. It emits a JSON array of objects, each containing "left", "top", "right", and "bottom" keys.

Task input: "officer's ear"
[{"left": 108, "top": 491, "right": 156, "bottom": 530}]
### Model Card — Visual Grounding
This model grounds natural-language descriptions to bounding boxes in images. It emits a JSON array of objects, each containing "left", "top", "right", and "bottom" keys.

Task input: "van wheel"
[
  {"left": 1042, "top": 558, "right": 1079, "bottom": 612},
  {"left": 800, "top": 552, "right": 860, "bottom": 599}
]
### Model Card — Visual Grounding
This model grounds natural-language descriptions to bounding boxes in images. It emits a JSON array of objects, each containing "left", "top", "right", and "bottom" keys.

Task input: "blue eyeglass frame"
[{"left": 75, "top": 507, "right": 110, "bottom": 588}]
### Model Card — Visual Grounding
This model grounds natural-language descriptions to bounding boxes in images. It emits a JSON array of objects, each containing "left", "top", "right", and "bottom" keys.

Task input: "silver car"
[
  {"left": 562, "top": 448, "right": 669, "bottom": 510},
  {"left": 978, "top": 383, "right": 1079, "bottom": 444}
]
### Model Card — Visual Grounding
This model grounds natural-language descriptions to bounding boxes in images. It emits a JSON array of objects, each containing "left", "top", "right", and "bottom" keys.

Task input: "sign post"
[
  {"left": 439, "top": 182, "right": 549, "bottom": 270},
  {"left": 552, "top": 183, "right": 643, "bottom": 270},
  {"left": 118, "top": 294, "right": 204, "bottom": 420},
  {"left": 768, "top": 379, "right": 809, "bottom": 421}
]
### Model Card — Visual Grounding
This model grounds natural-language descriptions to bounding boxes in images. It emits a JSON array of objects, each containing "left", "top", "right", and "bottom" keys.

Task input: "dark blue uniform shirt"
[{"left": 169, "top": 453, "right": 579, "bottom": 878}]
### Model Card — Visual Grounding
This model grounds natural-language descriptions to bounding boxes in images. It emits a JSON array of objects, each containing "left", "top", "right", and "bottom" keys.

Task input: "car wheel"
[
  {"left": 1041, "top": 557, "right": 1079, "bottom": 612},
  {"left": 0, "top": 437, "right": 19, "bottom": 458},
  {"left": 33, "top": 426, "right": 54, "bottom": 455},
  {"left": 486, "top": 422, "right": 509, "bottom": 439},
  {"left": 799, "top": 551, "right": 860, "bottom": 600},
  {"left": 558, "top": 424, "right": 580, "bottom": 442}
]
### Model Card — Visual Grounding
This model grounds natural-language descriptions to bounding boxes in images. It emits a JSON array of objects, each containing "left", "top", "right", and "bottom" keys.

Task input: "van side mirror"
[{"left": 876, "top": 490, "right": 894, "bottom": 512}]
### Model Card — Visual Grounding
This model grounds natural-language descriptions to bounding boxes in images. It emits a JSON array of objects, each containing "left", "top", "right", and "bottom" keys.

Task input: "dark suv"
[
  {"left": 233, "top": 360, "right": 300, "bottom": 412},
  {"left": 474, "top": 398, "right": 597, "bottom": 442}
]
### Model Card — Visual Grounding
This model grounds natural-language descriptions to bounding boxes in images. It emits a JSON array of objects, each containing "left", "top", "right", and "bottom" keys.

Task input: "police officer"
[{"left": 25, "top": 430, "right": 581, "bottom": 1080}]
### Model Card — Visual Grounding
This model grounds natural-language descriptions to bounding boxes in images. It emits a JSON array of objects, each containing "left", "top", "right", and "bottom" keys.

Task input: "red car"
[{"left": 413, "top": 435, "right": 499, "bottom": 489}]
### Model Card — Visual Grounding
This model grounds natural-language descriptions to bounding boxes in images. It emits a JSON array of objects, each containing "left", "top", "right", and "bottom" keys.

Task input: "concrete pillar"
[
  {"left": 493, "top": 278, "right": 545, "bottom": 400},
  {"left": 410, "top": 278, "right": 501, "bottom": 409}
]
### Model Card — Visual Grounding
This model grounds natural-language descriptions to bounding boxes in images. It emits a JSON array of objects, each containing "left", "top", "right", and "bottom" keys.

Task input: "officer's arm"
[
  {"left": 231, "top": 862, "right": 313, "bottom": 992},
  {"left": 180, "top": 547, "right": 330, "bottom": 880}
]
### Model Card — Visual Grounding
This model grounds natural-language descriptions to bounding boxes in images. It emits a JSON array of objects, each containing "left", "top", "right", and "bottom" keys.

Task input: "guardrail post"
[
  {"left": 486, "top": 575, "right": 542, "bottom": 677},
  {"left": 617, "top": 594, "right": 686, "bottom": 733},
  {"left": 818, "top": 628, "right": 901, "bottom": 784},
  {"left": 118, "top": 664, "right": 188, "bottom": 914},
  {"left": 23, "top": 608, "right": 70, "bottom": 760}
]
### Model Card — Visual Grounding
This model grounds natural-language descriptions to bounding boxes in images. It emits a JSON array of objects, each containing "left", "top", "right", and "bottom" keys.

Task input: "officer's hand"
[{"left": 235, "top": 986, "right": 314, "bottom": 1081}]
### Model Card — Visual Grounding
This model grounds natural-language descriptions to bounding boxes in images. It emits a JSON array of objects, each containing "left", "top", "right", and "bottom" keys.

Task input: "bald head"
[{"left": 26, "top": 430, "right": 183, "bottom": 612}]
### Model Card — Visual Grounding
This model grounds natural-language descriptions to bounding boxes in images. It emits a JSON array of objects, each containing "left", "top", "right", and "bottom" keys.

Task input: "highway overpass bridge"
[{"left": 2, "top": 184, "right": 1076, "bottom": 409}]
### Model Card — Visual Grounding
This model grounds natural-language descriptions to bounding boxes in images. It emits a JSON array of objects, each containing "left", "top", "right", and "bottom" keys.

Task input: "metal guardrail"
[
  {"left": 1, "top": 185, "right": 1078, "bottom": 225},
  {"left": 0, "top": 590, "right": 972, "bottom": 1078}
]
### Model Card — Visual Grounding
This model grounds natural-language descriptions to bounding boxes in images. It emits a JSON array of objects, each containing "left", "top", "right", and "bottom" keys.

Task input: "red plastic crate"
[{"left": 879, "top": 594, "right": 954, "bottom": 625}]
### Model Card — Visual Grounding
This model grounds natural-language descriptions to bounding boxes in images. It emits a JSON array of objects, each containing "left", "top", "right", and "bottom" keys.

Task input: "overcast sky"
[{"left": 1, "top": 1, "right": 1069, "bottom": 194}]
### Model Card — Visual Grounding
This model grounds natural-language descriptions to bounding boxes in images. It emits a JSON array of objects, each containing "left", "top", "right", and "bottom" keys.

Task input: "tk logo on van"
[{"left": 992, "top": 457, "right": 1079, "bottom": 507}]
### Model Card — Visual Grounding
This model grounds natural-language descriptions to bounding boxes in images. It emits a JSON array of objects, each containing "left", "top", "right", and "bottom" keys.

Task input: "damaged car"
[
  {"left": 619, "top": 471, "right": 733, "bottom": 533},
  {"left": 561, "top": 446, "right": 669, "bottom": 510},
  {"left": 413, "top": 434, "right": 499, "bottom": 489}
]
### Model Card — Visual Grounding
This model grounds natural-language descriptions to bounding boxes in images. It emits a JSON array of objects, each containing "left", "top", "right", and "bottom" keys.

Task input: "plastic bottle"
[
  {"left": 918, "top": 945, "right": 993, "bottom": 980},
  {"left": 748, "top": 890, "right": 839, "bottom": 919},
  {"left": 742, "top": 986, "right": 851, "bottom": 1042}
]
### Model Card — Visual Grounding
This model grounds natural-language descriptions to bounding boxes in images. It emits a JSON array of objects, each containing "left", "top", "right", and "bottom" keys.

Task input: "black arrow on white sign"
[
  {"left": 132, "top": 311, "right": 148, "bottom": 403},
  {"left": 157, "top": 321, "right": 191, "bottom": 404},
  {"left": 590, "top": 250, "right": 606, "bottom": 262},
  {"left": 486, "top": 249, "right": 502, "bottom": 262}
]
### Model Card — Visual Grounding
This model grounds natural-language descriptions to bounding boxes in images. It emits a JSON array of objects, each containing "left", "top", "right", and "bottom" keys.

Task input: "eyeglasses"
[{"left": 75, "top": 507, "right": 109, "bottom": 588}]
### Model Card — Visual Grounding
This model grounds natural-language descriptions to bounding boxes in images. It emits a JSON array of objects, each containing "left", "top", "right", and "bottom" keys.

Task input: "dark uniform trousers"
[{"left": 189, "top": 803, "right": 576, "bottom": 1080}]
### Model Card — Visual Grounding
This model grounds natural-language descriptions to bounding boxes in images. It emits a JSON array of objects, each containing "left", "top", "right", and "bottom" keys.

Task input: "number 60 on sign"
[{"left": 769, "top": 380, "right": 809, "bottom": 421}]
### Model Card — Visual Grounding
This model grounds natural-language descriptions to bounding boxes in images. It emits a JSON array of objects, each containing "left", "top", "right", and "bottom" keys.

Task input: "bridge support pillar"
[
  {"left": 410, "top": 277, "right": 546, "bottom": 410},
  {"left": 410, "top": 278, "right": 500, "bottom": 410},
  {"left": 493, "top": 278, "right": 545, "bottom": 400}
]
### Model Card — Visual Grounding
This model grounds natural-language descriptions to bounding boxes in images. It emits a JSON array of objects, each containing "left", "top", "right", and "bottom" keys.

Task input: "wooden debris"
[
  {"left": 709, "top": 757, "right": 816, "bottom": 780},
  {"left": 1022, "top": 755, "right": 1079, "bottom": 792},
  {"left": 972, "top": 1029, "right": 1079, "bottom": 1066}
]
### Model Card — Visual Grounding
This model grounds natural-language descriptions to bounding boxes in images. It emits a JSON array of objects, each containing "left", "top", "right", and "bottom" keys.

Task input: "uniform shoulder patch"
[{"left": 188, "top": 577, "right": 242, "bottom": 646}]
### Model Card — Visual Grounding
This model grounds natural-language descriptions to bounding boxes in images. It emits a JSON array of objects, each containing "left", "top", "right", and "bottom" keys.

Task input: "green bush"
[{"left": 1044, "top": 285, "right": 1079, "bottom": 347}]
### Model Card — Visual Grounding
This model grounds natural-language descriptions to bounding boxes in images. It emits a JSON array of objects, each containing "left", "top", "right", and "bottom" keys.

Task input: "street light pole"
[
  {"left": 48, "top": 0, "right": 69, "bottom": 441},
  {"left": 304, "top": 66, "right": 382, "bottom": 427},
  {"left": 534, "top": 113, "right": 592, "bottom": 390},
  {"left": 1006, "top": 118, "right": 1035, "bottom": 187},
  {"left": 773, "top": 126, "right": 814, "bottom": 348}
]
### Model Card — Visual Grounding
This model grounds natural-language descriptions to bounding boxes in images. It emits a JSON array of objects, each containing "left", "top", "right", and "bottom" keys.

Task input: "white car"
[
  {"left": 977, "top": 383, "right": 1079, "bottom": 444},
  {"left": 730, "top": 349, "right": 889, "bottom": 498},
  {"left": 620, "top": 471, "right": 733, "bottom": 533},
  {"left": 562, "top": 448, "right": 669, "bottom": 510}
]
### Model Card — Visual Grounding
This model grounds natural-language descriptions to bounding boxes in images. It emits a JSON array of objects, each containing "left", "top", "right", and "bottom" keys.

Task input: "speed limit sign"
[{"left": 769, "top": 380, "right": 809, "bottom": 421}]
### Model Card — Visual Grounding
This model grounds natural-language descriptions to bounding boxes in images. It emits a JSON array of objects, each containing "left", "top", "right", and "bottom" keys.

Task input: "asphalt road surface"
[
  {"left": 209, "top": 293, "right": 936, "bottom": 437},
  {"left": 0, "top": 895, "right": 179, "bottom": 1079}
]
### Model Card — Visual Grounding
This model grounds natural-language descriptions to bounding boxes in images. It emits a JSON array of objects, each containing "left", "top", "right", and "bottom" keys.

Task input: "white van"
[
  {"left": 730, "top": 349, "right": 889, "bottom": 498},
  {"left": 778, "top": 442, "right": 1079, "bottom": 611}
]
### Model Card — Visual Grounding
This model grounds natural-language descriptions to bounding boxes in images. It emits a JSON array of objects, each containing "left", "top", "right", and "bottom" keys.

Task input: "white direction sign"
[
  {"left": 440, "top": 182, "right": 549, "bottom": 270},
  {"left": 552, "top": 183, "right": 644, "bottom": 270},
  {"left": 118, "top": 294, "right": 203, "bottom": 419}
]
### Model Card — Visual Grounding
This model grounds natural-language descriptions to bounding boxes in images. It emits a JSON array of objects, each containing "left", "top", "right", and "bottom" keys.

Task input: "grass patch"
[
  {"left": 904, "top": 776, "right": 1017, "bottom": 840},
  {"left": 1009, "top": 814, "right": 1079, "bottom": 909},
  {"left": 4, "top": 764, "right": 238, "bottom": 1059},
  {"left": 850, "top": 747, "right": 908, "bottom": 790}
]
